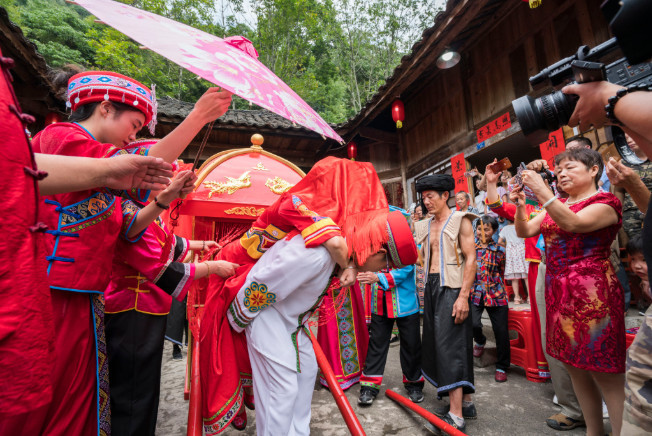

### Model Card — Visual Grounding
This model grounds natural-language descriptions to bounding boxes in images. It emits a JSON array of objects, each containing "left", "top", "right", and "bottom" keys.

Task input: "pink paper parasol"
[{"left": 69, "top": 0, "right": 342, "bottom": 142}]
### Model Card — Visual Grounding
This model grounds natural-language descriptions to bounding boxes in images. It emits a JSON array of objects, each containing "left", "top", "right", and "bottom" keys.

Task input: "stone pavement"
[{"left": 156, "top": 316, "right": 607, "bottom": 436}]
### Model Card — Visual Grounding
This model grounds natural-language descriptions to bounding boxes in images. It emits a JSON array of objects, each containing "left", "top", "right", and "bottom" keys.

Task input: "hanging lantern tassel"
[
  {"left": 391, "top": 99, "right": 405, "bottom": 129},
  {"left": 347, "top": 141, "right": 357, "bottom": 161},
  {"left": 527, "top": 0, "right": 541, "bottom": 8}
]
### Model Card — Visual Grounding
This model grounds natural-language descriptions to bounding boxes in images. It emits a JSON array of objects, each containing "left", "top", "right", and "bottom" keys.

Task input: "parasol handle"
[
  {"left": 192, "top": 120, "right": 215, "bottom": 171},
  {"left": 307, "top": 325, "right": 366, "bottom": 436}
]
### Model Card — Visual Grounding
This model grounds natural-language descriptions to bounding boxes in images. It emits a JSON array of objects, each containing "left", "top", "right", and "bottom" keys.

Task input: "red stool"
[
  {"left": 505, "top": 283, "right": 514, "bottom": 301},
  {"left": 626, "top": 332, "right": 636, "bottom": 349},
  {"left": 508, "top": 307, "right": 550, "bottom": 382}
]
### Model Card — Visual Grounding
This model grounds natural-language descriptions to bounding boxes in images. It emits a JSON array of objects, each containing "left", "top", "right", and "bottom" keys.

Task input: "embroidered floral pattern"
[
  {"left": 243, "top": 282, "right": 276, "bottom": 313},
  {"left": 542, "top": 192, "right": 625, "bottom": 373}
]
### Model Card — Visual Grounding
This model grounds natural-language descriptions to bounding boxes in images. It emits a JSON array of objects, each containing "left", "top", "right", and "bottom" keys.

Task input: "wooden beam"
[{"left": 359, "top": 127, "right": 397, "bottom": 144}]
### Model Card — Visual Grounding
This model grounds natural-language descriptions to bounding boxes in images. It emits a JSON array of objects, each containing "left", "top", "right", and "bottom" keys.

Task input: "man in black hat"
[{"left": 415, "top": 174, "right": 478, "bottom": 433}]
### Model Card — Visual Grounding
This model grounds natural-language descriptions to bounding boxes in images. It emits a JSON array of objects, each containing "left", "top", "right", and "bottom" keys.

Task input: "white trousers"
[{"left": 248, "top": 330, "right": 317, "bottom": 436}]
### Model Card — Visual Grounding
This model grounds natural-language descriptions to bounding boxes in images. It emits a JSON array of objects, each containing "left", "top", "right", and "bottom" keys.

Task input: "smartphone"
[
  {"left": 489, "top": 157, "right": 512, "bottom": 173},
  {"left": 600, "top": 143, "right": 621, "bottom": 164}
]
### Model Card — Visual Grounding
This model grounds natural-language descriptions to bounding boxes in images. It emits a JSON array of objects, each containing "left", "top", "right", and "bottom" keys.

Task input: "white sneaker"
[{"left": 552, "top": 395, "right": 559, "bottom": 406}]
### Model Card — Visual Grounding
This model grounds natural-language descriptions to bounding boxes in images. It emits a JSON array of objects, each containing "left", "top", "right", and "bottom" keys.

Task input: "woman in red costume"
[
  {"left": 31, "top": 69, "right": 232, "bottom": 436},
  {"left": 0, "top": 51, "right": 180, "bottom": 436},
  {"left": 199, "top": 157, "right": 401, "bottom": 434}
]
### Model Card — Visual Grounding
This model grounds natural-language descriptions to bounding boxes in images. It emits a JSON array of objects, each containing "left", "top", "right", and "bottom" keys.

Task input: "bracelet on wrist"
[
  {"left": 345, "top": 266, "right": 357, "bottom": 269},
  {"left": 542, "top": 196, "right": 557, "bottom": 209},
  {"left": 154, "top": 196, "right": 170, "bottom": 210},
  {"left": 605, "top": 84, "right": 652, "bottom": 125},
  {"left": 206, "top": 262, "right": 211, "bottom": 275}
]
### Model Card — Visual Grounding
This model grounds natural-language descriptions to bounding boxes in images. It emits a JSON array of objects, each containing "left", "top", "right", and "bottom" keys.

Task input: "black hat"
[{"left": 415, "top": 174, "right": 455, "bottom": 194}]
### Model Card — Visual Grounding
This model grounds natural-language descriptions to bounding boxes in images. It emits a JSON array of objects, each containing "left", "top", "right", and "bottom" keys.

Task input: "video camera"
[{"left": 512, "top": 0, "right": 652, "bottom": 165}]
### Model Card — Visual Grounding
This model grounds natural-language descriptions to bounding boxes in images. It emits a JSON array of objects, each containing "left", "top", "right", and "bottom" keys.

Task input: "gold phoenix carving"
[
  {"left": 252, "top": 162, "right": 270, "bottom": 171},
  {"left": 265, "top": 176, "right": 294, "bottom": 195},
  {"left": 224, "top": 206, "right": 265, "bottom": 217},
  {"left": 204, "top": 171, "right": 252, "bottom": 197}
]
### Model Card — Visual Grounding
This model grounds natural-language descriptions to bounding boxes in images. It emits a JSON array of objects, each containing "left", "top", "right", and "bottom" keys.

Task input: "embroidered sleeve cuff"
[
  {"left": 301, "top": 218, "right": 342, "bottom": 248},
  {"left": 376, "top": 272, "right": 395, "bottom": 290},
  {"left": 486, "top": 197, "right": 503, "bottom": 209},
  {"left": 227, "top": 299, "right": 253, "bottom": 333},
  {"left": 121, "top": 207, "right": 146, "bottom": 243},
  {"left": 173, "top": 236, "right": 190, "bottom": 263}
]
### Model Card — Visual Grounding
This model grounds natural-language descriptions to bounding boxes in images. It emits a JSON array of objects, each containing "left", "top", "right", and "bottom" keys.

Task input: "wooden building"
[
  {"left": 0, "top": 8, "right": 64, "bottom": 130},
  {"left": 332, "top": 0, "right": 615, "bottom": 207}
]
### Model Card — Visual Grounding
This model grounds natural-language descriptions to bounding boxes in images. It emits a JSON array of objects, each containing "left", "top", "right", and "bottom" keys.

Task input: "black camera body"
[
  {"left": 512, "top": 0, "right": 652, "bottom": 164},
  {"left": 512, "top": 41, "right": 652, "bottom": 147}
]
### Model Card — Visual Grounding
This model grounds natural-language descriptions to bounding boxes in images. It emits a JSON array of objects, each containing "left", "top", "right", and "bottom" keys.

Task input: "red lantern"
[
  {"left": 45, "top": 112, "right": 62, "bottom": 125},
  {"left": 391, "top": 99, "right": 404, "bottom": 129},
  {"left": 347, "top": 141, "right": 357, "bottom": 160}
]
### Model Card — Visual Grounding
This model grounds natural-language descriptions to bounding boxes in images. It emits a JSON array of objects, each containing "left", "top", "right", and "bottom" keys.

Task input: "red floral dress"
[{"left": 542, "top": 192, "right": 625, "bottom": 373}]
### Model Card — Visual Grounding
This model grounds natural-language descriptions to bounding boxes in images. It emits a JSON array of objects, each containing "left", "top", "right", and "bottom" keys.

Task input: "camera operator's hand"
[
  {"left": 563, "top": 81, "right": 622, "bottom": 131},
  {"left": 526, "top": 159, "right": 550, "bottom": 173}
]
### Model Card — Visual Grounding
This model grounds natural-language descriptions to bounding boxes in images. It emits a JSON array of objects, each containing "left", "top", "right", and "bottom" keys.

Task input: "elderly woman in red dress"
[{"left": 514, "top": 147, "right": 625, "bottom": 436}]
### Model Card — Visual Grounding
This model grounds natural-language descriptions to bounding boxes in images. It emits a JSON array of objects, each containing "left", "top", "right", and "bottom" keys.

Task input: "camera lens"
[{"left": 512, "top": 91, "right": 579, "bottom": 144}]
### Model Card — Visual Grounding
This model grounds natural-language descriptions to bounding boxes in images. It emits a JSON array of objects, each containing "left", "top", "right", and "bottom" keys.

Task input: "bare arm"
[
  {"left": 126, "top": 171, "right": 196, "bottom": 239},
  {"left": 452, "top": 217, "right": 476, "bottom": 324},
  {"left": 564, "top": 82, "right": 652, "bottom": 157},
  {"left": 188, "top": 240, "right": 220, "bottom": 252},
  {"left": 193, "top": 260, "right": 240, "bottom": 279},
  {"left": 324, "top": 235, "right": 357, "bottom": 287},
  {"left": 512, "top": 188, "right": 545, "bottom": 238},
  {"left": 148, "top": 88, "right": 233, "bottom": 162},
  {"left": 606, "top": 158, "right": 651, "bottom": 214},
  {"left": 35, "top": 153, "right": 173, "bottom": 196},
  {"left": 521, "top": 170, "right": 618, "bottom": 234}
]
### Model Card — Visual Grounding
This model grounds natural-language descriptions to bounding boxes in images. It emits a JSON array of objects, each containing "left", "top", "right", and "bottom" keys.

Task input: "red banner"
[
  {"left": 450, "top": 152, "right": 469, "bottom": 194},
  {"left": 476, "top": 112, "right": 511, "bottom": 143},
  {"left": 539, "top": 128, "right": 565, "bottom": 170}
]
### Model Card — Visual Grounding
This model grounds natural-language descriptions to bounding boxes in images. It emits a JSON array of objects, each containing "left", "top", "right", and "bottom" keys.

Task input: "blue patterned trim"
[
  {"left": 46, "top": 229, "right": 79, "bottom": 238},
  {"left": 436, "top": 380, "right": 475, "bottom": 395},
  {"left": 73, "top": 122, "right": 96, "bottom": 140},
  {"left": 46, "top": 256, "right": 75, "bottom": 263},
  {"left": 50, "top": 285, "right": 101, "bottom": 294}
]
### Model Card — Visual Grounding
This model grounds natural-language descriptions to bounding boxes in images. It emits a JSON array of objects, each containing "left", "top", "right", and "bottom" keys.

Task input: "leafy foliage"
[{"left": 3, "top": 0, "right": 442, "bottom": 122}]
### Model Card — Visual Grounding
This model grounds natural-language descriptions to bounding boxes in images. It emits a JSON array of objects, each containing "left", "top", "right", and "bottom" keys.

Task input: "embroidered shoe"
[
  {"left": 495, "top": 369, "right": 507, "bottom": 383},
  {"left": 231, "top": 407, "right": 247, "bottom": 431},
  {"left": 434, "top": 403, "right": 477, "bottom": 420},
  {"left": 545, "top": 413, "right": 585, "bottom": 431},
  {"left": 358, "top": 387, "right": 376, "bottom": 406},
  {"left": 473, "top": 343, "right": 485, "bottom": 358},
  {"left": 406, "top": 387, "right": 424, "bottom": 403},
  {"left": 244, "top": 391, "right": 255, "bottom": 410}
]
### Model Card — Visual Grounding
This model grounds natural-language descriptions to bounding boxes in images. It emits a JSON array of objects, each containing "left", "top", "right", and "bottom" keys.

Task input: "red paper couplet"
[
  {"left": 476, "top": 112, "right": 511, "bottom": 143},
  {"left": 450, "top": 152, "right": 469, "bottom": 193},
  {"left": 538, "top": 128, "right": 565, "bottom": 170}
]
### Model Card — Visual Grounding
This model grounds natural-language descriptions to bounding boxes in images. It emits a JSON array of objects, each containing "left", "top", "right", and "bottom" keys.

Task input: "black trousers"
[
  {"left": 105, "top": 311, "right": 167, "bottom": 436},
  {"left": 422, "top": 274, "right": 475, "bottom": 396},
  {"left": 362, "top": 311, "right": 423, "bottom": 392},
  {"left": 471, "top": 301, "right": 510, "bottom": 371}
]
